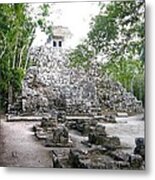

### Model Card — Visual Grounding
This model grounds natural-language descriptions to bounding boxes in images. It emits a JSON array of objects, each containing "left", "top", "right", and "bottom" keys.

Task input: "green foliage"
[
  {"left": 133, "top": 73, "right": 145, "bottom": 105},
  {"left": 29, "top": 3, "right": 53, "bottom": 35},
  {"left": 0, "top": 3, "right": 53, "bottom": 110},
  {"left": 10, "top": 68, "right": 25, "bottom": 91},
  {"left": 88, "top": 1, "right": 145, "bottom": 61},
  {"left": 101, "top": 59, "right": 145, "bottom": 104},
  {"left": 68, "top": 43, "right": 94, "bottom": 70}
]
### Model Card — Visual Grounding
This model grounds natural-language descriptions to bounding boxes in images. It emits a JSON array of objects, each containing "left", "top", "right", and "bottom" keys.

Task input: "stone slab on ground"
[
  {"left": 65, "top": 116, "right": 93, "bottom": 120},
  {"left": 7, "top": 115, "right": 43, "bottom": 122},
  {"left": 116, "top": 112, "right": 128, "bottom": 117}
]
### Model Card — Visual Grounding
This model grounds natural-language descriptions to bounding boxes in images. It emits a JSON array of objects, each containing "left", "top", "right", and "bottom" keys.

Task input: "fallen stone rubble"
[
  {"left": 34, "top": 117, "right": 72, "bottom": 147},
  {"left": 88, "top": 124, "right": 121, "bottom": 150},
  {"left": 33, "top": 116, "right": 145, "bottom": 170},
  {"left": 50, "top": 146, "right": 144, "bottom": 170},
  {"left": 65, "top": 115, "right": 116, "bottom": 136}
]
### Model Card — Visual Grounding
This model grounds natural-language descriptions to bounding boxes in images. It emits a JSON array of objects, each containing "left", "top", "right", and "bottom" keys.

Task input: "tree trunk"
[{"left": 8, "top": 84, "right": 13, "bottom": 105}]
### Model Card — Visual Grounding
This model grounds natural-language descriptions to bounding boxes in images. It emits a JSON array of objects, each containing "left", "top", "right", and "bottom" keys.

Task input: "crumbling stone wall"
[{"left": 97, "top": 75, "right": 143, "bottom": 113}]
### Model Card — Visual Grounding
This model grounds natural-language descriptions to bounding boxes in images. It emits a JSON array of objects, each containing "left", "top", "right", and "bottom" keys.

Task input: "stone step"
[
  {"left": 65, "top": 116, "right": 93, "bottom": 120},
  {"left": 7, "top": 115, "right": 43, "bottom": 122},
  {"left": 116, "top": 112, "right": 128, "bottom": 117}
]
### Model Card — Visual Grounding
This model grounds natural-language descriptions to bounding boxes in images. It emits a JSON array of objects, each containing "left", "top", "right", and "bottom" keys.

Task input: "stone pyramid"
[{"left": 21, "top": 46, "right": 143, "bottom": 115}]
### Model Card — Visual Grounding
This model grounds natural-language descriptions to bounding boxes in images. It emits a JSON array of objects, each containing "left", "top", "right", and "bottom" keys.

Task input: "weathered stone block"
[
  {"left": 50, "top": 149, "right": 71, "bottom": 168},
  {"left": 109, "top": 151, "right": 130, "bottom": 162},
  {"left": 129, "top": 154, "right": 143, "bottom": 169},
  {"left": 88, "top": 124, "right": 121, "bottom": 149},
  {"left": 134, "top": 137, "right": 145, "bottom": 160},
  {"left": 45, "top": 125, "right": 72, "bottom": 147}
]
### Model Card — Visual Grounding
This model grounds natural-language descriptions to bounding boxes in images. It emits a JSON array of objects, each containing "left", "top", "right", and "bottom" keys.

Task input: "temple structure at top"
[{"left": 46, "top": 26, "right": 71, "bottom": 48}]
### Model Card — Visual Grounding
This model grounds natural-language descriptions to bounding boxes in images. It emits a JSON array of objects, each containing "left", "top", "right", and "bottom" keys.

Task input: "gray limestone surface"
[{"left": 20, "top": 46, "right": 143, "bottom": 115}]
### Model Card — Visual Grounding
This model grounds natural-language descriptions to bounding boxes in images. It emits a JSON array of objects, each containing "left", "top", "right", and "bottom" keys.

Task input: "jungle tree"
[{"left": 0, "top": 3, "right": 53, "bottom": 110}]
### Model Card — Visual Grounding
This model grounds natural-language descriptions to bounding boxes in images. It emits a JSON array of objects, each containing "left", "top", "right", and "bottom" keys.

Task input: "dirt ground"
[
  {"left": 0, "top": 114, "right": 144, "bottom": 168},
  {"left": 0, "top": 117, "right": 52, "bottom": 168}
]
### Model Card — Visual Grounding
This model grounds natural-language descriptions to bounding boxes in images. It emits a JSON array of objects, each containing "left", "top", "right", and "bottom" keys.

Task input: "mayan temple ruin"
[
  {"left": 4, "top": 25, "right": 145, "bottom": 170},
  {"left": 8, "top": 26, "right": 143, "bottom": 116},
  {"left": 20, "top": 46, "right": 143, "bottom": 116},
  {"left": 0, "top": 2, "right": 146, "bottom": 171}
]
